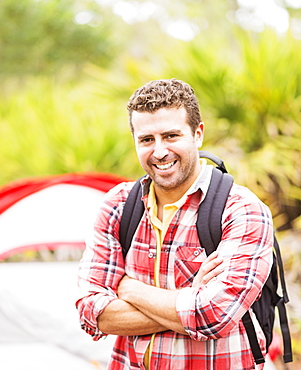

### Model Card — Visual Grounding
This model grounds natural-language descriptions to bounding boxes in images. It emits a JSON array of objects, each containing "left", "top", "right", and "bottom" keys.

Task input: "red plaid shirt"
[{"left": 76, "top": 165, "right": 273, "bottom": 370}]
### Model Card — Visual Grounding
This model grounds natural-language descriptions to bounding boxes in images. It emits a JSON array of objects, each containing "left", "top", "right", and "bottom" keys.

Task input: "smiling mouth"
[{"left": 154, "top": 161, "right": 176, "bottom": 170}]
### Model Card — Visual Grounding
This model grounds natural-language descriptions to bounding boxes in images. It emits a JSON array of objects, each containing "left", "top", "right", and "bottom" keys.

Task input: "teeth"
[{"left": 156, "top": 161, "right": 175, "bottom": 170}]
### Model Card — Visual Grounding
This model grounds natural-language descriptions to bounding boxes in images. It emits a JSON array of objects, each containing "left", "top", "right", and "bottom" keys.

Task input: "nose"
[{"left": 153, "top": 140, "right": 169, "bottom": 159}]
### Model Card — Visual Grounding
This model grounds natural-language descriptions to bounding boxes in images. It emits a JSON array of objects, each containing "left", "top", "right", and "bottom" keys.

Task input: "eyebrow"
[
  {"left": 137, "top": 134, "right": 153, "bottom": 141},
  {"left": 161, "top": 129, "right": 182, "bottom": 136},
  {"left": 137, "top": 129, "right": 182, "bottom": 141}
]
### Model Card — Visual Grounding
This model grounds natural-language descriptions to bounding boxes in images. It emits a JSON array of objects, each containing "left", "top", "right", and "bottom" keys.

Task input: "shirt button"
[
  {"left": 148, "top": 252, "right": 154, "bottom": 258},
  {"left": 194, "top": 250, "right": 199, "bottom": 256}
]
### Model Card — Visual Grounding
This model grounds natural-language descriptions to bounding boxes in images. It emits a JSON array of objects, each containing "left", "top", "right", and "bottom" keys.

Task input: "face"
[{"left": 132, "top": 107, "right": 204, "bottom": 198}]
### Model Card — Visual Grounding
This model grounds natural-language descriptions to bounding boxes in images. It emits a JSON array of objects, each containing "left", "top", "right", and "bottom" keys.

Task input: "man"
[{"left": 76, "top": 78, "right": 273, "bottom": 369}]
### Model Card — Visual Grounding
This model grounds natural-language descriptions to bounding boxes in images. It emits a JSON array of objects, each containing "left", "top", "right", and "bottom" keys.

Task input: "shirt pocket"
[
  {"left": 126, "top": 243, "right": 156, "bottom": 283},
  {"left": 174, "top": 245, "right": 204, "bottom": 288}
]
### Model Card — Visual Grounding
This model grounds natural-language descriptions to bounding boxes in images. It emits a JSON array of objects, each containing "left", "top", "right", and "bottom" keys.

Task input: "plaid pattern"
[{"left": 76, "top": 165, "right": 273, "bottom": 370}]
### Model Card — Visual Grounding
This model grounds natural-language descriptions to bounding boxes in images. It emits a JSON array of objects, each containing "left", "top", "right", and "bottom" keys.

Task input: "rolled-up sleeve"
[
  {"left": 76, "top": 182, "right": 133, "bottom": 340},
  {"left": 176, "top": 185, "right": 274, "bottom": 341}
]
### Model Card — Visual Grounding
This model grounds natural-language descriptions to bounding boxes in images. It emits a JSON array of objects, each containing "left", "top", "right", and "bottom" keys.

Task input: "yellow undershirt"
[
  {"left": 143, "top": 160, "right": 206, "bottom": 369},
  {"left": 144, "top": 182, "right": 180, "bottom": 369}
]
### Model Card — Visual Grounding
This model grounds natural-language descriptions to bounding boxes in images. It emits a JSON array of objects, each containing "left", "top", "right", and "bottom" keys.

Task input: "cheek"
[{"left": 136, "top": 147, "right": 150, "bottom": 166}]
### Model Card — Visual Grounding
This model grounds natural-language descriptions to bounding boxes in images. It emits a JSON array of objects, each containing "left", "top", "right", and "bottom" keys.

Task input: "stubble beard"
[{"left": 145, "top": 153, "right": 198, "bottom": 192}]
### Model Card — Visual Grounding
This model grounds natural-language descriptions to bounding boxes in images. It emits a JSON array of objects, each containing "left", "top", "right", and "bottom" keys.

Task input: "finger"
[
  {"left": 201, "top": 266, "right": 224, "bottom": 285},
  {"left": 192, "top": 255, "right": 224, "bottom": 287},
  {"left": 192, "top": 264, "right": 224, "bottom": 287},
  {"left": 201, "top": 256, "right": 223, "bottom": 273},
  {"left": 202, "top": 251, "right": 218, "bottom": 266},
  {"left": 202, "top": 251, "right": 222, "bottom": 268}
]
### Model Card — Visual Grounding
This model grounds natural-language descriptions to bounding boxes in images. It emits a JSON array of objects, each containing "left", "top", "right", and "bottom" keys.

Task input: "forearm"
[
  {"left": 97, "top": 298, "right": 168, "bottom": 336},
  {"left": 118, "top": 278, "right": 187, "bottom": 335},
  {"left": 117, "top": 254, "right": 224, "bottom": 336}
]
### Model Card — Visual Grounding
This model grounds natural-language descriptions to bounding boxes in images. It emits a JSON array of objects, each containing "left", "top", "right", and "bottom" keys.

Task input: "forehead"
[{"left": 132, "top": 107, "right": 189, "bottom": 135}]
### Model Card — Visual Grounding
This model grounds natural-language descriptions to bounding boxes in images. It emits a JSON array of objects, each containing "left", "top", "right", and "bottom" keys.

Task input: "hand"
[{"left": 192, "top": 251, "right": 224, "bottom": 288}]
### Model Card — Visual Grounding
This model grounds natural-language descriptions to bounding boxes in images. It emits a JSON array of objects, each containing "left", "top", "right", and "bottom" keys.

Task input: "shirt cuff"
[
  {"left": 77, "top": 293, "right": 118, "bottom": 341},
  {"left": 176, "top": 287, "right": 196, "bottom": 333}
]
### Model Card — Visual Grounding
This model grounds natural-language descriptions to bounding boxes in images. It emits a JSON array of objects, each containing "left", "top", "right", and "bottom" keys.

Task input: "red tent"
[
  {"left": 0, "top": 172, "right": 129, "bottom": 260},
  {"left": 0, "top": 172, "right": 131, "bottom": 369}
]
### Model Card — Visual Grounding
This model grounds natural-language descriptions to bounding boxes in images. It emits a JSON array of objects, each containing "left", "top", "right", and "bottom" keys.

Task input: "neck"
[
  {"left": 154, "top": 169, "right": 201, "bottom": 215},
  {"left": 154, "top": 184, "right": 190, "bottom": 222},
  {"left": 155, "top": 187, "right": 184, "bottom": 207}
]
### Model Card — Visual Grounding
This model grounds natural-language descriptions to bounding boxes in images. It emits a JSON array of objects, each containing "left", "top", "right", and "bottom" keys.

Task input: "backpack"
[{"left": 119, "top": 150, "right": 293, "bottom": 365}]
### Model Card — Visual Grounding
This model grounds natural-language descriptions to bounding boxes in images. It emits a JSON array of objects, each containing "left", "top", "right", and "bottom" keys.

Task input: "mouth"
[{"left": 154, "top": 160, "right": 177, "bottom": 170}]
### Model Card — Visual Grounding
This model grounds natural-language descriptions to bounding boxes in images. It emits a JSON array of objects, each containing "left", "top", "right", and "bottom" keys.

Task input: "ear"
[{"left": 195, "top": 122, "right": 204, "bottom": 148}]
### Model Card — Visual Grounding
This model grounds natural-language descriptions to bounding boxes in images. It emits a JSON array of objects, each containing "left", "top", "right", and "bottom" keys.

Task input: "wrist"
[
  {"left": 118, "top": 275, "right": 144, "bottom": 304},
  {"left": 125, "top": 278, "right": 144, "bottom": 303}
]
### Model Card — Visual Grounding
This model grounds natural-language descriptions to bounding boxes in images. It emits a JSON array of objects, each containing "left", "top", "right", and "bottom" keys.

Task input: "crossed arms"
[
  {"left": 77, "top": 183, "right": 274, "bottom": 341},
  {"left": 97, "top": 252, "right": 223, "bottom": 336}
]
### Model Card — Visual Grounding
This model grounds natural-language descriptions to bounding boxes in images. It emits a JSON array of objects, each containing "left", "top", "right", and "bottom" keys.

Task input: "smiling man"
[
  {"left": 133, "top": 107, "right": 203, "bottom": 203},
  {"left": 76, "top": 79, "right": 273, "bottom": 369}
]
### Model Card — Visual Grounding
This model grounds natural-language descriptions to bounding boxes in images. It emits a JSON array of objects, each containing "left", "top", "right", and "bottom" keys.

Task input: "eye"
[
  {"left": 165, "top": 133, "right": 179, "bottom": 139},
  {"left": 140, "top": 137, "right": 153, "bottom": 144}
]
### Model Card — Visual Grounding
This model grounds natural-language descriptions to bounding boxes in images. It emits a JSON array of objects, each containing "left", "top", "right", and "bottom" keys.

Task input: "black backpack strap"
[
  {"left": 119, "top": 178, "right": 144, "bottom": 260},
  {"left": 273, "top": 236, "right": 289, "bottom": 304},
  {"left": 277, "top": 297, "right": 293, "bottom": 363},
  {"left": 242, "top": 312, "right": 266, "bottom": 364},
  {"left": 196, "top": 164, "right": 268, "bottom": 365},
  {"left": 199, "top": 150, "right": 228, "bottom": 173},
  {"left": 242, "top": 237, "right": 293, "bottom": 364},
  {"left": 196, "top": 167, "right": 234, "bottom": 255},
  {"left": 273, "top": 236, "right": 293, "bottom": 363}
]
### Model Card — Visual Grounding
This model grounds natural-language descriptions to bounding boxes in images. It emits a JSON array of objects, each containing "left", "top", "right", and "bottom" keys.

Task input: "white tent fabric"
[
  {"left": 0, "top": 344, "right": 100, "bottom": 370},
  {"left": 0, "top": 184, "right": 105, "bottom": 252},
  {"left": 0, "top": 173, "right": 127, "bottom": 369},
  {"left": 0, "top": 261, "right": 116, "bottom": 370}
]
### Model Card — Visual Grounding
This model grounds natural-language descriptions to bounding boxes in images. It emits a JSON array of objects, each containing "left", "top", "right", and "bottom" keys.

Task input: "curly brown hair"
[{"left": 127, "top": 78, "right": 202, "bottom": 134}]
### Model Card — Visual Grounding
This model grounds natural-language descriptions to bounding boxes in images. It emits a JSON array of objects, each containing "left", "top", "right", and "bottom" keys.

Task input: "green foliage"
[
  {"left": 0, "top": 0, "right": 120, "bottom": 76},
  {"left": 0, "top": 77, "right": 143, "bottom": 185}
]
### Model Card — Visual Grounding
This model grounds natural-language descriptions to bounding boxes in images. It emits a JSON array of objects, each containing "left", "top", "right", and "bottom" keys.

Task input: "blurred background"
[{"left": 0, "top": 0, "right": 300, "bottom": 369}]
